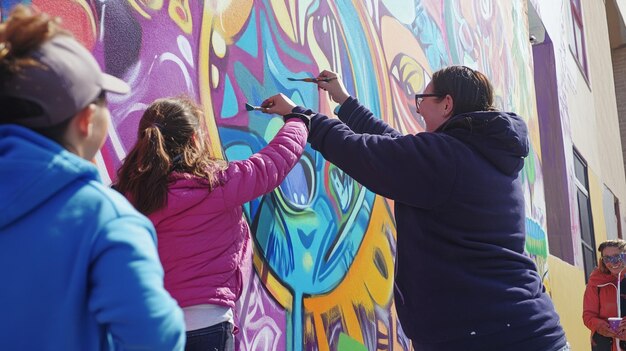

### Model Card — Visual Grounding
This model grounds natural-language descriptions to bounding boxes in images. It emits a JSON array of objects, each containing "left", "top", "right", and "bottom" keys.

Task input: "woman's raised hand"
[
  {"left": 317, "top": 70, "right": 350, "bottom": 105},
  {"left": 261, "top": 93, "right": 297, "bottom": 116}
]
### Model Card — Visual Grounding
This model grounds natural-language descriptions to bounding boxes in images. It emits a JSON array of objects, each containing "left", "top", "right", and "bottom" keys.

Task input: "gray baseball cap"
[{"left": 0, "top": 34, "right": 130, "bottom": 128}]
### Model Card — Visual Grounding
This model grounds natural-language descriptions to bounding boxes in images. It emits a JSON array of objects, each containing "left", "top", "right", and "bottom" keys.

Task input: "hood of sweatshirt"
[
  {"left": 439, "top": 111, "right": 529, "bottom": 176},
  {"left": 587, "top": 267, "right": 624, "bottom": 288},
  {"left": 0, "top": 125, "right": 101, "bottom": 229}
]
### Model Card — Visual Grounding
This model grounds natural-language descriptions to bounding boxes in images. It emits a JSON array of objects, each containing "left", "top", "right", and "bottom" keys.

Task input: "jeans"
[{"left": 185, "top": 322, "right": 234, "bottom": 351}]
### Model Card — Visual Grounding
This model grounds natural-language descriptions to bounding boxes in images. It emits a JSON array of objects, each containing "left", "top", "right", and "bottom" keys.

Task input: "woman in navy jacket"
[{"left": 262, "top": 66, "right": 568, "bottom": 351}]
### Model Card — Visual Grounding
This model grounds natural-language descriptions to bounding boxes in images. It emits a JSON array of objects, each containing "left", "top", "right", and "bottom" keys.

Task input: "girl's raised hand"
[{"left": 261, "top": 93, "right": 297, "bottom": 116}]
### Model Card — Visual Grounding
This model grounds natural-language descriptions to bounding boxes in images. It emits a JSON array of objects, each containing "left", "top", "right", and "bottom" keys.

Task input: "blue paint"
[
  {"left": 221, "top": 75, "right": 239, "bottom": 119},
  {"left": 224, "top": 141, "right": 253, "bottom": 162},
  {"left": 236, "top": 10, "right": 259, "bottom": 57},
  {"left": 334, "top": 2, "right": 381, "bottom": 116},
  {"left": 525, "top": 218, "right": 547, "bottom": 241},
  {"left": 259, "top": 5, "right": 312, "bottom": 64},
  {"left": 279, "top": 162, "right": 312, "bottom": 208},
  {"left": 259, "top": 11, "right": 318, "bottom": 108},
  {"left": 412, "top": 2, "right": 450, "bottom": 70},
  {"left": 2, "top": 0, "right": 28, "bottom": 12}
]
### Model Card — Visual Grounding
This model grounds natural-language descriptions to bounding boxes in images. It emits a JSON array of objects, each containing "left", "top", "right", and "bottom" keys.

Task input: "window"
[
  {"left": 575, "top": 151, "right": 596, "bottom": 281},
  {"left": 569, "top": 0, "right": 588, "bottom": 77},
  {"left": 603, "top": 186, "right": 622, "bottom": 240}
]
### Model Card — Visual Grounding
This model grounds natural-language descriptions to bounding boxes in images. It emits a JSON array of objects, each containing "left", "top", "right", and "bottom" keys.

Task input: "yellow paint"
[
  {"left": 211, "top": 64, "right": 220, "bottom": 89},
  {"left": 547, "top": 255, "right": 589, "bottom": 351},
  {"left": 210, "top": 0, "right": 253, "bottom": 41},
  {"left": 212, "top": 30, "right": 227, "bottom": 58},
  {"left": 252, "top": 245, "right": 293, "bottom": 310},
  {"left": 288, "top": 0, "right": 299, "bottom": 44},
  {"left": 303, "top": 196, "right": 396, "bottom": 346},
  {"left": 399, "top": 56, "right": 426, "bottom": 93},
  {"left": 196, "top": 0, "right": 253, "bottom": 159},
  {"left": 302, "top": 252, "right": 313, "bottom": 272},
  {"left": 381, "top": 16, "right": 430, "bottom": 76},
  {"left": 198, "top": 7, "right": 223, "bottom": 158},
  {"left": 306, "top": 20, "right": 331, "bottom": 75},
  {"left": 168, "top": 0, "right": 193, "bottom": 34},
  {"left": 377, "top": 319, "right": 389, "bottom": 348},
  {"left": 340, "top": 304, "right": 364, "bottom": 345},
  {"left": 250, "top": 196, "right": 397, "bottom": 349},
  {"left": 270, "top": 0, "right": 296, "bottom": 42},
  {"left": 127, "top": 0, "right": 164, "bottom": 19},
  {"left": 312, "top": 313, "right": 329, "bottom": 351}
]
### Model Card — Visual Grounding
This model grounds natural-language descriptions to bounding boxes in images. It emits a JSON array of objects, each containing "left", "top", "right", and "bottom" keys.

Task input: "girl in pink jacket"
[{"left": 114, "top": 95, "right": 309, "bottom": 351}]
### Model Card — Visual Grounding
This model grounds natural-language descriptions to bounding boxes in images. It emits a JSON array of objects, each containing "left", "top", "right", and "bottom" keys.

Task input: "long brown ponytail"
[{"left": 114, "top": 97, "right": 227, "bottom": 215}]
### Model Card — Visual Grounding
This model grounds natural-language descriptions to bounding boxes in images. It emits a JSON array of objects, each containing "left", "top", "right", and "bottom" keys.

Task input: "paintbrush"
[
  {"left": 245, "top": 103, "right": 264, "bottom": 111},
  {"left": 287, "top": 77, "right": 337, "bottom": 83}
]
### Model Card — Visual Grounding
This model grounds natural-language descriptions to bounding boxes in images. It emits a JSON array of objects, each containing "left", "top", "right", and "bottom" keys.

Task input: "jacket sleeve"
[
  {"left": 582, "top": 283, "right": 603, "bottom": 333},
  {"left": 221, "top": 119, "right": 308, "bottom": 208},
  {"left": 89, "top": 215, "right": 185, "bottom": 351},
  {"left": 308, "top": 113, "right": 456, "bottom": 208},
  {"left": 293, "top": 97, "right": 402, "bottom": 137}
]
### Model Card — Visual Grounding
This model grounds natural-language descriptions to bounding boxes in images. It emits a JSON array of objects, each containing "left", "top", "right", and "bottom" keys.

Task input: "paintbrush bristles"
[{"left": 245, "top": 103, "right": 263, "bottom": 111}]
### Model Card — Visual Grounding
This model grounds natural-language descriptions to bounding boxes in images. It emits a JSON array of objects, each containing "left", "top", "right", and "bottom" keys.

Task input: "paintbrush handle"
[
  {"left": 290, "top": 77, "right": 317, "bottom": 82},
  {"left": 317, "top": 77, "right": 337, "bottom": 82},
  {"left": 288, "top": 77, "right": 337, "bottom": 83}
]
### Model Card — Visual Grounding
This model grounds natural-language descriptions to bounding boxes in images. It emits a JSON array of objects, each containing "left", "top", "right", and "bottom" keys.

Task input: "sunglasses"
[{"left": 602, "top": 253, "right": 626, "bottom": 265}]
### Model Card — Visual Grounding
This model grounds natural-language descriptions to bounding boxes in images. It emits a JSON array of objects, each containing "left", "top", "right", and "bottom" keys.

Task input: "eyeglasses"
[
  {"left": 415, "top": 93, "right": 444, "bottom": 110},
  {"left": 602, "top": 253, "right": 626, "bottom": 265}
]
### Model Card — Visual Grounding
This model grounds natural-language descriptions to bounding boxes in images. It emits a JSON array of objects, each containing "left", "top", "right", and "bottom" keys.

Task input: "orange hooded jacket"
[{"left": 583, "top": 268, "right": 626, "bottom": 350}]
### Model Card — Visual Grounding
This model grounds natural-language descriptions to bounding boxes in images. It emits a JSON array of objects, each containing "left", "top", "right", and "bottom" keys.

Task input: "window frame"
[
  {"left": 574, "top": 150, "right": 597, "bottom": 282},
  {"left": 569, "top": 0, "right": 589, "bottom": 79}
]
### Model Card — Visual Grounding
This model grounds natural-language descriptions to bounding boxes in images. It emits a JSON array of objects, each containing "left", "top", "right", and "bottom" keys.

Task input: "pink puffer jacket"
[{"left": 149, "top": 119, "right": 308, "bottom": 309}]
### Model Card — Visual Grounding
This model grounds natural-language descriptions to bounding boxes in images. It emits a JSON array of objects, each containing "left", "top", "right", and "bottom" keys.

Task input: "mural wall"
[{"left": 2, "top": 1, "right": 546, "bottom": 350}]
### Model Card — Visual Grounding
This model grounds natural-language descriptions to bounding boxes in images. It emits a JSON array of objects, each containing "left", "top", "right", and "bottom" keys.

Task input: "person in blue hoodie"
[
  {"left": 0, "top": 5, "right": 185, "bottom": 351},
  {"left": 262, "top": 66, "right": 568, "bottom": 351}
]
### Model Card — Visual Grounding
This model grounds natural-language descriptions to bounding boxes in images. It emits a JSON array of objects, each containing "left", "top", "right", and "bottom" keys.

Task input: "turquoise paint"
[
  {"left": 236, "top": 10, "right": 259, "bottom": 57},
  {"left": 221, "top": 75, "right": 239, "bottom": 118}
]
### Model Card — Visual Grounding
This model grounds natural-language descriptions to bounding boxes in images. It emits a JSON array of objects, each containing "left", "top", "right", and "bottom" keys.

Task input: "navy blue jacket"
[{"left": 302, "top": 97, "right": 566, "bottom": 351}]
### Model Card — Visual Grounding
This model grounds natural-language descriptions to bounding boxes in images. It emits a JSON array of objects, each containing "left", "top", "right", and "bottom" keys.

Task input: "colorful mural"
[{"left": 2, "top": 1, "right": 546, "bottom": 350}]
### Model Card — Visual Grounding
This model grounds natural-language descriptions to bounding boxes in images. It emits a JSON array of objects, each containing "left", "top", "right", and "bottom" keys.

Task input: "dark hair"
[
  {"left": 430, "top": 65, "right": 496, "bottom": 117},
  {"left": 0, "top": 5, "right": 71, "bottom": 137},
  {"left": 598, "top": 239, "right": 626, "bottom": 274},
  {"left": 114, "top": 96, "right": 227, "bottom": 215}
]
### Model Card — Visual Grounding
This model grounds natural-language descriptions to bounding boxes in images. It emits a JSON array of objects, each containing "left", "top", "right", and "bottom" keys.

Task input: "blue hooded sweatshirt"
[
  {"left": 303, "top": 97, "right": 567, "bottom": 351},
  {"left": 0, "top": 125, "right": 185, "bottom": 351}
]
